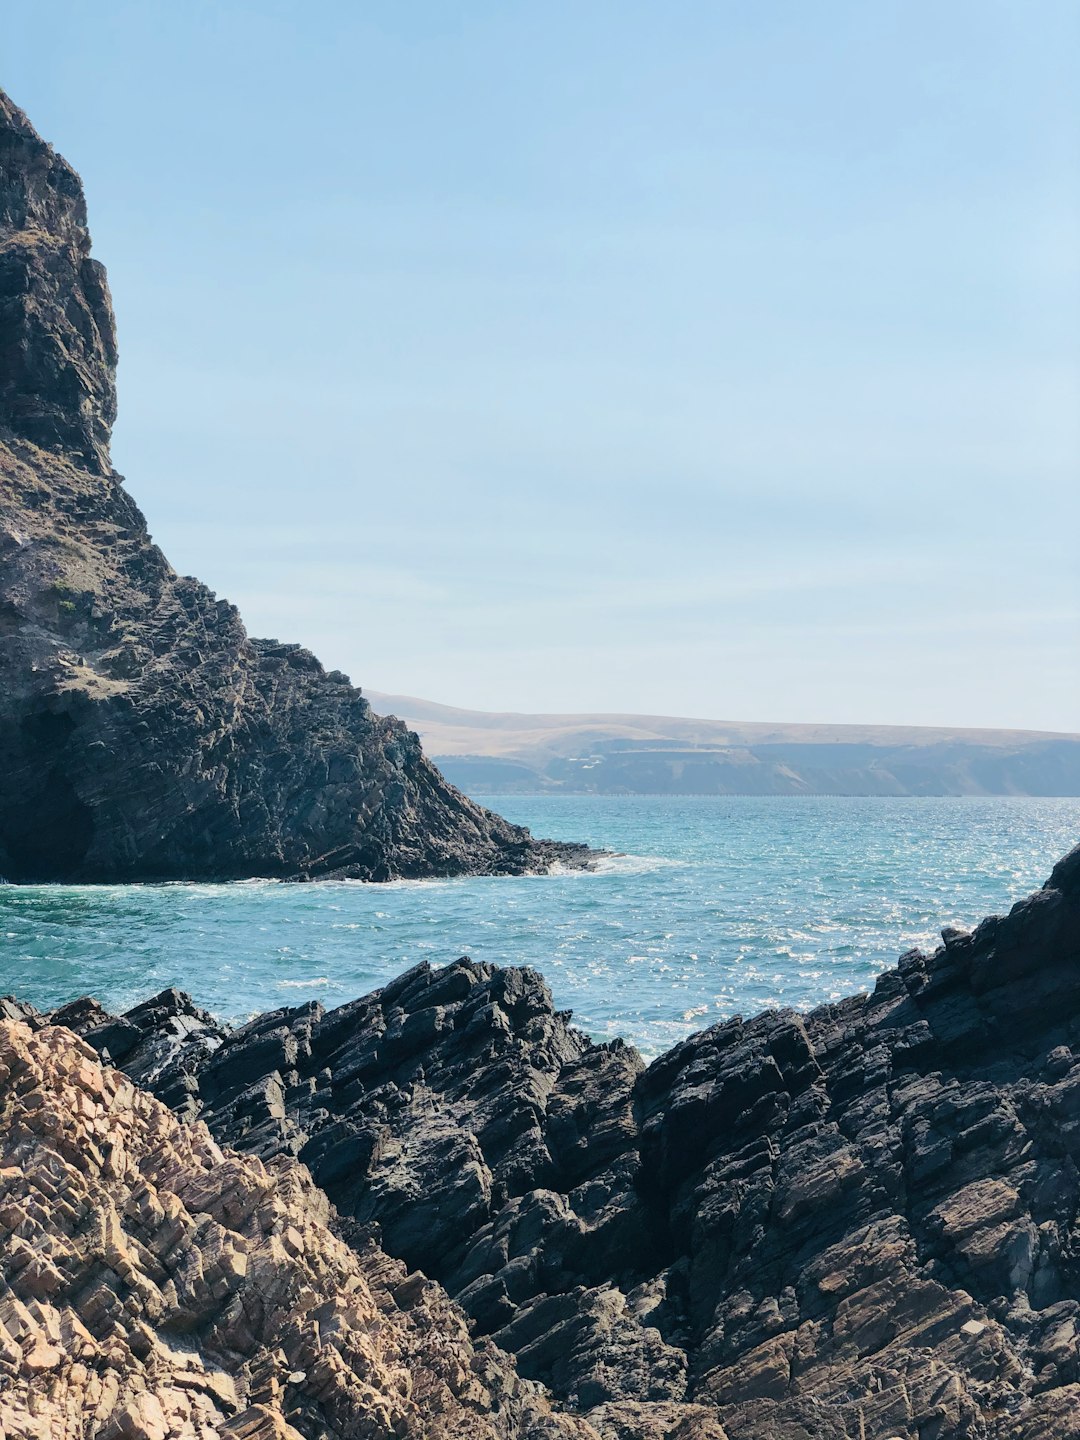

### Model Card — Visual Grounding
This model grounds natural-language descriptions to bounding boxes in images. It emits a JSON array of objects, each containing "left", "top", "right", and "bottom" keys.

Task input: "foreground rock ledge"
[
  {"left": 10, "top": 842, "right": 1080, "bottom": 1438},
  {"left": 0, "top": 89, "right": 589, "bottom": 882},
  {"left": 0, "top": 1018, "right": 606, "bottom": 1440}
]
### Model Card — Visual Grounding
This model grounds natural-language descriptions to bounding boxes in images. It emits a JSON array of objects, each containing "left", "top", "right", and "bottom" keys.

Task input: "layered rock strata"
[
  {"left": 0, "top": 1017, "right": 602, "bottom": 1440},
  {"left": 0, "top": 90, "right": 587, "bottom": 882},
  {"left": 30, "top": 844, "right": 1080, "bottom": 1437}
]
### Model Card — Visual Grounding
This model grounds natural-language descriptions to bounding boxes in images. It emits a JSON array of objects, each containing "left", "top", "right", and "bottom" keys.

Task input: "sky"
[{"left": 6, "top": 1, "right": 1079, "bottom": 729}]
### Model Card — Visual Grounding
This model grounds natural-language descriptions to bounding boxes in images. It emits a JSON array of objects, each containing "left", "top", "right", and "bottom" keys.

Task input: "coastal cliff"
[
  {"left": 0, "top": 91, "right": 586, "bottom": 882},
  {"left": 12, "top": 842, "right": 1080, "bottom": 1438}
]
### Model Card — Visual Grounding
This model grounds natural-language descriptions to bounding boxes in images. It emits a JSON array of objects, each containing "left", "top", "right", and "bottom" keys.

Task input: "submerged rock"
[
  {"left": 39, "top": 842, "right": 1080, "bottom": 1437},
  {"left": 0, "top": 89, "right": 589, "bottom": 882}
]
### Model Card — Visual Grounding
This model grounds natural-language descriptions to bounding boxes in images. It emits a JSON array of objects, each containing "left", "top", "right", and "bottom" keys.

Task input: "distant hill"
[{"left": 366, "top": 692, "right": 1080, "bottom": 797}]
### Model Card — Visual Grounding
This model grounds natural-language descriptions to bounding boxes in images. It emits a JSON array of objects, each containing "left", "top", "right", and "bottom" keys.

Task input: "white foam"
[{"left": 547, "top": 852, "right": 688, "bottom": 879}]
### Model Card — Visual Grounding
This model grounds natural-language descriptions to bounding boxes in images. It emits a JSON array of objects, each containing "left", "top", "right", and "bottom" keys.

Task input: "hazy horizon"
[
  {"left": 7, "top": 2, "right": 1078, "bottom": 730},
  {"left": 364, "top": 688, "right": 1080, "bottom": 740}
]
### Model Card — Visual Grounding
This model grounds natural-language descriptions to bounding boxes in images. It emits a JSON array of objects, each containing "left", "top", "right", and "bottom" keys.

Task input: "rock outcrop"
[
  {"left": 0, "top": 1017, "right": 600, "bottom": 1440},
  {"left": 0, "top": 90, "right": 588, "bottom": 882},
  {"left": 33, "top": 844, "right": 1080, "bottom": 1437}
]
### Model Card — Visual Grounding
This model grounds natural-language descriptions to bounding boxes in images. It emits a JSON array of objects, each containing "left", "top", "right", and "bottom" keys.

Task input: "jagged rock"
[
  {"left": 0, "top": 89, "right": 590, "bottom": 883},
  {"left": 0, "top": 1018, "right": 600, "bottom": 1440},
  {"left": 50, "top": 843, "right": 1080, "bottom": 1437}
]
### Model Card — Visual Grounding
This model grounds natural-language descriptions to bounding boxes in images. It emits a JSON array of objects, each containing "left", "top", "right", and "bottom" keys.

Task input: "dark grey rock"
[{"left": 46, "top": 843, "right": 1080, "bottom": 1437}]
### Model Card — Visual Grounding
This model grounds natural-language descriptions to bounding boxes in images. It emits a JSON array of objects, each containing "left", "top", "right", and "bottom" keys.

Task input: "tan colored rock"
[{"left": 0, "top": 1019, "right": 596, "bottom": 1440}]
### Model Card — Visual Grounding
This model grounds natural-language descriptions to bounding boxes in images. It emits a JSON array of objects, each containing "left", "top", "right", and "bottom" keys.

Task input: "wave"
[{"left": 548, "top": 852, "right": 690, "bottom": 878}]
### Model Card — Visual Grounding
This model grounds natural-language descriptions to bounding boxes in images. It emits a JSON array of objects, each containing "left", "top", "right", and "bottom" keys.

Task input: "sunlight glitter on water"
[{"left": 0, "top": 795, "right": 1077, "bottom": 1058}]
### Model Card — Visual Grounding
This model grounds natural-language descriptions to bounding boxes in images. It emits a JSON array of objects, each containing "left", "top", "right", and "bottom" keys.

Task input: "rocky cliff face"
[
  {"left": 0, "top": 90, "right": 587, "bottom": 882},
  {"left": 29, "top": 844, "right": 1080, "bottom": 1438},
  {"left": 0, "top": 94, "right": 116, "bottom": 473}
]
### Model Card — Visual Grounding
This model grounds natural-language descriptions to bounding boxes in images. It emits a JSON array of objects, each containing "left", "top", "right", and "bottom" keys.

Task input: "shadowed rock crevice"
[
  {"left": 0, "top": 89, "right": 590, "bottom": 883},
  {"left": 31, "top": 842, "right": 1080, "bottom": 1437},
  {"left": 0, "top": 705, "right": 94, "bottom": 877}
]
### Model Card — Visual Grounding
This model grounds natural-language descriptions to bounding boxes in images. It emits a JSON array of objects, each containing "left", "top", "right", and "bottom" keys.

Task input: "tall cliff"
[{"left": 0, "top": 91, "right": 586, "bottom": 882}]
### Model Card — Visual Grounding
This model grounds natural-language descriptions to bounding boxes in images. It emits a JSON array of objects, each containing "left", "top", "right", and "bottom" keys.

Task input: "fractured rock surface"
[
  {"left": 42, "top": 844, "right": 1080, "bottom": 1437},
  {"left": 0, "top": 1018, "right": 599, "bottom": 1440},
  {"left": 0, "top": 89, "right": 588, "bottom": 882}
]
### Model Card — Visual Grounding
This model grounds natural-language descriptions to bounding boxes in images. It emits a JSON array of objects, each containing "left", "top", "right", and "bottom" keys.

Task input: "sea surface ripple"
[{"left": 1, "top": 795, "right": 1077, "bottom": 1058}]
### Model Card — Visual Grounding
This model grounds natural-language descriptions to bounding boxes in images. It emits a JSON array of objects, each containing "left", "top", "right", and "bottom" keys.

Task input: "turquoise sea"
[{"left": 1, "top": 795, "right": 1077, "bottom": 1058}]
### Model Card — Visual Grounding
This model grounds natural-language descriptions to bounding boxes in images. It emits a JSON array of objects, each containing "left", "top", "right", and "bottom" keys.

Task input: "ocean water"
[{"left": 1, "top": 796, "right": 1077, "bottom": 1059}]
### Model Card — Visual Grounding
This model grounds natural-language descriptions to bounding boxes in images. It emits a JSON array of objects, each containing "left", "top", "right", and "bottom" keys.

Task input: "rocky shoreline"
[
  {"left": 4, "top": 71, "right": 1080, "bottom": 1440},
  {"left": 0, "top": 90, "right": 589, "bottom": 884},
  {"left": 4, "top": 843, "right": 1080, "bottom": 1437}
]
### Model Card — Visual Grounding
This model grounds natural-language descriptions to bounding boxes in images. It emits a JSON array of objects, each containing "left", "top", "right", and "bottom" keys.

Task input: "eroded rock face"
[
  {"left": 0, "top": 1018, "right": 601, "bottom": 1440},
  {"left": 0, "top": 90, "right": 588, "bottom": 882},
  {"left": 45, "top": 845, "right": 1080, "bottom": 1437},
  {"left": 0, "top": 94, "right": 116, "bottom": 473}
]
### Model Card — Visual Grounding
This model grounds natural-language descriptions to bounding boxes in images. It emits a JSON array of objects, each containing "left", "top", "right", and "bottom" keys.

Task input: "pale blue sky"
[{"left": 7, "top": 2, "right": 1078, "bottom": 727}]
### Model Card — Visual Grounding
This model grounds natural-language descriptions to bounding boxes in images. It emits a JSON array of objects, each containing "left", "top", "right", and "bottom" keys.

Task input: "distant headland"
[{"left": 369, "top": 691, "right": 1080, "bottom": 797}]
